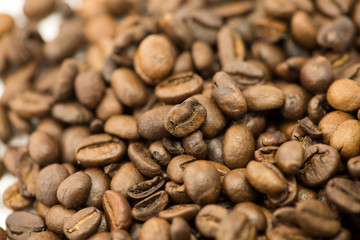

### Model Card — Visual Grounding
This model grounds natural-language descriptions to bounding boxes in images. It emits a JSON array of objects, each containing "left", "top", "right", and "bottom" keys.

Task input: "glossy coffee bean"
[
  {"left": 330, "top": 119, "right": 360, "bottom": 158},
  {"left": 326, "top": 79, "right": 360, "bottom": 112}
]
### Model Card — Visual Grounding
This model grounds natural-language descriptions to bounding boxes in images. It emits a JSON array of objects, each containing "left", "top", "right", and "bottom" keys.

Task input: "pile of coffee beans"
[{"left": 1, "top": 0, "right": 360, "bottom": 239}]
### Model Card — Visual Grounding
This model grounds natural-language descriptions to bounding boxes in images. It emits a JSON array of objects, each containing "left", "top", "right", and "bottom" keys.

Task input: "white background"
[{"left": 0, "top": 0, "right": 81, "bottom": 229}]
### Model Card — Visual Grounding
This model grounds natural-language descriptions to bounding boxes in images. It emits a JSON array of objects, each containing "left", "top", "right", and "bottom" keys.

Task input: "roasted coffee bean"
[
  {"left": 275, "top": 56, "right": 309, "bottom": 81},
  {"left": 6, "top": 211, "right": 45, "bottom": 240},
  {"left": 111, "top": 162, "right": 145, "bottom": 197},
  {"left": 251, "top": 41, "right": 286, "bottom": 70},
  {"left": 75, "top": 134, "right": 127, "bottom": 167},
  {"left": 307, "top": 94, "right": 330, "bottom": 124},
  {"left": 75, "top": 70, "right": 105, "bottom": 109},
  {"left": 104, "top": 115, "right": 140, "bottom": 140},
  {"left": 275, "top": 141, "right": 303, "bottom": 175},
  {"left": 159, "top": 204, "right": 200, "bottom": 221},
  {"left": 28, "top": 130, "right": 59, "bottom": 166},
  {"left": 195, "top": 204, "right": 227, "bottom": 238},
  {"left": 257, "top": 130, "right": 288, "bottom": 148},
  {"left": 96, "top": 88, "right": 123, "bottom": 121},
  {"left": 128, "top": 142, "right": 162, "bottom": 178},
  {"left": 85, "top": 14, "right": 115, "bottom": 43},
  {"left": 164, "top": 97, "right": 207, "bottom": 138},
  {"left": 330, "top": 119, "right": 360, "bottom": 158},
  {"left": 212, "top": 71, "right": 247, "bottom": 119},
  {"left": 149, "top": 140, "right": 172, "bottom": 166},
  {"left": 223, "top": 125, "right": 254, "bottom": 169},
  {"left": 181, "top": 130, "right": 207, "bottom": 159},
  {"left": 246, "top": 161, "right": 287, "bottom": 196},
  {"left": 172, "top": 51, "right": 194, "bottom": 74},
  {"left": 155, "top": 72, "right": 203, "bottom": 104},
  {"left": 326, "top": 79, "right": 360, "bottom": 112},
  {"left": 326, "top": 177, "right": 360, "bottom": 214},
  {"left": 57, "top": 171, "right": 92, "bottom": 209},
  {"left": 273, "top": 207, "right": 299, "bottom": 227},
  {"left": 206, "top": 136, "right": 224, "bottom": 164},
  {"left": 347, "top": 156, "right": 360, "bottom": 180},
  {"left": 138, "top": 105, "right": 172, "bottom": 141},
  {"left": 170, "top": 217, "right": 191, "bottom": 240},
  {"left": 84, "top": 168, "right": 110, "bottom": 209},
  {"left": 45, "top": 204, "right": 75, "bottom": 235},
  {"left": 296, "top": 199, "right": 341, "bottom": 238},
  {"left": 102, "top": 190, "right": 132, "bottom": 230},
  {"left": 35, "top": 163, "right": 69, "bottom": 206},
  {"left": 232, "top": 112, "right": 267, "bottom": 137},
  {"left": 183, "top": 161, "right": 221, "bottom": 204},
  {"left": 223, "top": 168, "right": 259, "bottom": 203},
  {"left": 128, "top": 176, "right": 165, "bottom": 200},
  {"left": 165, "top": 181, "right": 192, "bottom": 204},
  {"left": 134, "top": 34, "right": 176, "bottom": 85},
  {"left": 216, "top": 209, "right": 256, "bottom": 240},
  {"left": 34, "top": 201, "right": 50, "bottom": 218},
  {"left": 37, "top": 118, "right": 63, "bottom": 142},
  {"left": 254, "top": 146, "right": 278, "bottom": 163},
  {"left": 291, "top": 11, "right": 317, "bottom": 48},
  {"left": 23, "top": 0, "right": 56, "bottom": 19},
  {"left": 234, "top": 202, "right": 267, "bottom": 232},
  {"left": 3, "top": 183, "right": 33, "bottom": 210},
  {"left": 28, "top": 231, "right": 61, "bottom": 240},
  {"left": 162, "top": 137, "right": 185, "bottom": 156},
  {"left": 132, "top": 190, "right": 169, "bottom": 221},
  {"left": 267, "top": 225, "right": 311, "bottom": 240},
  {"left": 111, "top": 68, "right": 147, "bottom": 107},
  {"left": 318, "top": 111, "right": 354, "bottom": 144},
  {"left": 0, "top": 14, "right": 14, "bottom": 38},
  {"left": 243, "top": 85, "right": 285, "bottom": 111},
  {"left": 297, "top": 144, "right": 340, "bottom": 187},
  {"left": 138, "top": 217, "right": 170, "bottom": 240},
  {"left": 191, "top": 40, "right": 214, "bottom": 74},
  {"left": 167, "top": 155, "right": 197, "bottom": 185},
  {"left": 61, "top": 125, "right": 90, "bottom": 164},
  {"left": 63, "top": 207, "right": 102, "bottom": 240},
  {"left": 0, "top": 105, "right": 13, "bottom": 143},
  {"left": 52, "top": 102, "right": 94, "bottom": 124}
]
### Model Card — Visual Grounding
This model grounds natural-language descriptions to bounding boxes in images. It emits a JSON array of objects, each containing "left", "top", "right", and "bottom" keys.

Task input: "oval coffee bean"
[
  {"left": 75, "top": 134, "right": 126, "bottom": 167},
  {"left": 155, "top": 72, "right": 203, "bottom": 104},
  {"left": 127, "top": 176, "right": 165, "bottom": 200},
  {"left": 326, "top": 79, "right": 360, "bottom": 112},
  {"left": 234, "top": 202, "right": 267, "bottom": 233},
  {"left": 275, "top": 141, "right": 303, "bottom": 175},
  {"left": 138, "top": 217, "right": 170, "bottom": 240},
  {"left": 52, "top": 102, "right": 94, "bottom": 124},
  {"left": 164, "top": 97, "right": 207, "bottom": 138},
  {"left": 63, "top": 207, "right": 102, "bottom": 240},
  {"left": 102, "top": 190, "right": 132, "bottom": 231},
  {"left": 45, "top": 204, "right": 75, "bottom": 235},
  {"left": 170, "top": 217, "right": 191, "bottom": 240},
  {"left": 242, "top": 85, "right": 285, "bottom": 111},
  {"left": 348, "top": 156, "right": 360, "bottom": 180},
  {"left": 75, "top": 70, "right": 105, "bottom": 109},
  {"left": 104, "top": 114, "right": 140, "bottom": 140},
  {"left": 28, "top": 130, "right": 59, "bottom": 166},
  {"left": 223, "top": 125, "right": 254, "bottom": 169},
  {"left": 57, "top": 171, "right": 92, "bottom": 209},
  {"left": 330, "top": 119, "right": 360, "bottom": 158},
  {"left": 158, "top": 204, "right": 200, "bottom": 221},
  {"left": 165, "top": 181, "right": 192, "bottom": 204},
  {"left": 183, "top": 161, "right": 221, "bottom": 204},
  {"left": 28, "top": 231, "right": 61, "bottom": 240},
  {"left": 132, "top": 190, "right": 169, "bottom": 221},
  {"left": 195, "top": 204, "right": 228, "bottom": 238},
  {"left": 6, "top": 211, "right": 45, "bottom": 240},
  {"left": 84, "top": 168, "right": 110, "bottom": 209}
]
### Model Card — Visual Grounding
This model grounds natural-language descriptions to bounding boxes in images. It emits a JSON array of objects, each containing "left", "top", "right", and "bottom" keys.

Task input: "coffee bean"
[
  {"left": 217, "top": 26, "right": 245, "bottom": 67},
  {"left": 326, "top": 177, "right": 360, "bottom": 214},
  {"left": 57, "top": 171, "right": 92, "bottom": 209},
  {"left": 6, "top": 211, "right": 45, "bottom": 240},
  {"left": 155, "top": 72, "right": 203, "bottom": 104},
  {"left": 28, "top": 231, "right": 61, "bottom": 240},
  {"left": 257, "top": 130, "right": 288, "bottom": 148},
  {"left": 149, "top": 140, "right": 172, "bottom": 166},
  {"left": 275, "top": 56, "right": 309, "bottom": 81},
  {"left": 75, "top": 134, "right": 126, "bottom": 167},
  {"left": 84, "top": 168, "right": 110, "bottom": 209},
  {"left": 326, "top": 79, "right": 360, "bottom": 112},
  {"left": 138, "top": 217, "right": 170, "bottom": 240},
  {"left": 52, "top": 102, "right": 94, "bottom": 124},
  {"left": 111, "top": 162, "right": 145, "bottom": 197},
  {"left": 291, "top": 11, "right": 317, "bottom": 48},
  {"left": 251, "top": 41, "right": 286, "bottom": 70},
  {"left": 183, "top": 161, "right": 221, "bottom": 204},
  {"left": 165, "top": 181, "right": 192, "bottom": 204},
  {"left": 104, "top": 114, "right": 140, "bottom": 140},
  {"left": 85, "top": 14, "right": 116, "bottom": 43},
  {"left": 45, "top": 204, "right": 75, "bottom": 235},
  {"left": 128, "top": 176, "right": 165, "bottom": 200},
  {"left": 307, "top": 94, "right": 330, "bottom": 124},
  {"left": 266, "top": 225, "right": 311, "bottom": 240},
  {"left": 37, "top": 118, "right": 63, "bottom": 142},
  {"left": 28, "top": 130, "right": 59, "bottom": 166},
  {"left": 63, "top": 207, "right": 102, "bottom": 240},
  {"left": 296, "top": 199, "right": 341, "bottom": 238},
  {"left": 330, "top": 119, "right": 360, "bottom": 158},
  {"left": 223, "top": 125, "right": 254, "bottom": 169},
  {"left": 170, "top": 217, "right": 191, "bottom": 240},
  {"left": 102, "top": 190, "right": 132, "bottom": 230},
  {"left": 232, "top": 112, "right": 266, "bottom": 137},
  {"left": 195, "top": 204, "right": 227, "bottom": 238},
  {"left": 234, "top": 202, "right": 267, "bottom": 233},
  {"left": 96, "top": 88, "right": 123, "bottom": 121},
  {"left": 254, "top": 146, "right": 278, "bottom": 163},
  {"left": 243, "top": 85, "right": 285, "bottom": 111},
  {"left": 297, "top": 144, "right": 340, "bottom": 187},
  {"left": 23, "top": 0, "right": 56, "bottom": 19},
  {"left": 0, "top": 105, "right": 13, "bottom": 143},
  {"left": 275, "top": 141, "right": 303, "bottom": 175},
  {"left": 347, "top": 156, "right": 360, "bottom": 180},
  {"left": 75, "top": 70, "right": 105, "bottom": 109},
  {"left": 35, "top": 163, "right": 69, "bottom": 206},
  {"left": 164, "top": 97, "right": 207, "bottom": 138},
  {"left": 61, "top": 125, "right": 90, "bottom": 164},
  {"left": 172, "top": 51, "right": 194, "bottom": 74},
  {"left": 132, "top": 190, "right": 169, "bottom": 221},
  {"left": 159, "top": 204, "right": 200, "bottom": 221},
  {"left": 3, "top": 183, "right": 33, "bottom": 210},
  {"left": 0, "top": 14, "right": 14, "bottom": 38},
  {"left": 273, "top": 207, "right": 299, "bottom": 228}
]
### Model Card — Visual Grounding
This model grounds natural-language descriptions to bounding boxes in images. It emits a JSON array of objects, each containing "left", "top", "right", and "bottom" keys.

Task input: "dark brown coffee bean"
[
  {"left": 75, "top": 134, "right": 126, "bottom": 167},
  {"left": 212, "top": 71, "right": 247, "bottom": 119},
  {"left": 35, "top": 163, "right": 69, "bottom": 206},
  {"left": 96, "top": 88, "right": 123, "bottom": 121},
  {"left": 257, "top": 130, "right": 288, "bottom": 148},
  {"left": 52, "top": 58, "right": 77, "bottom": 101},
  {"left": 138, "top": 105, "right": 172, "bottom": 140},
  {"left": 167, "top": 155, "right": 197, "bottom": 184},
  {"left": 254, "top": 146, "right": 278, "bottom": 163},
  {"left": 134, "top": 34, "right": 176, "bottom": 85},
  {"left": 75, "top": 70, "right": 105, "bottom": 109},
  {"left": 223, "top": 125, "right": 254, "bottom": 169},
  {"left": 300, "top": 56, "right": 334, "bottom": 94},
  {"left": 105, "top": 114, "right": 140, "bottom": 140},
  {"left": 170, "top": 217, "right": 191, "bottom": 240},
  {"left": 326, "top": 177, "right": 360, "bottom": 214},
  {"left": 348, "top": 156, "right": 360, "bottom": 180},
  {"left": 28, "top": 130, "right": 59, "bottom": 166},
  {"left": 57, "top": 171, "right": 92, "bottom": 209},
  {"left": 330, "top": 119, "right": 360, "bottom": 158},
  {"left": 138, "top": 217, "right": 170, "bottom": 240},
  {"left": 159, "top": 204, "right": 200, "bottom": 221},
  {"left": 192, "top": 94, "right": 225, "bottom": 138},
  {"left": 266, "top": 225, "right": 311, "bottom": 240},
  {"left": 183, "top": 161, "right": 221, "bottom": 204},
  {"left": 111, "top": 162, "right": 145, "bottom": 197},
  {"left": 102, "top": 190, "right": 132, "bottom": 231},
  {"left": 61, "top": 125, "right": 90, "bottom": 164},
  {"left": 6, "top": 211, "right": 45, "bottom": 240},
  {"left": 128, "top": 176, "right": 165, "bottom": 200},
  {"left": 45, "top": 204, "right": 75, "bottom": 235},
  {"left": 164, "top": 97, "right": 207, "bottom": 138},
  {"left": 149, "top": 140, "right": 172, "bottom": 166},
  {"left": 296, "top": 199, "right": 341, "bottom": 238},
  {"left": 216, "top": 209, "right": 256, "bottom": 240},
  {"left": 52, "top": 102, "right": 94, "bottom": 124},
  {"left": 0, "top": 105, "right": 12, "bottom": 143},
  {"left": 63, "top": 207, "right": 102, "bottom": 240},
  {"left": 84, "top": 168, "right": 110, "bottom": 209},
  {"left": 191, "top": 40, "right": 214, "bottom": 74},
  {"left": 162, "top": 137, "right": 185, "bottom": 156},
  {"left": 23, "top": 0, "right": 56, "bottom": 19},
  {"left": 297, "top": 144, "right": 340, "bottom": 187},
  {"left": 111, "top": 68, "right": 147, "bottom": 107},
  {"left": 307, "top": 94, "right": 330, "bottom": 124},
  {"left": 327, "top": 79, "right": 360, "bottom": 112},
  {"left": 243, "top": 85, "right": 285, "bottom": 111},
  {"left": 132, "top": 190, "right": 169, "bottom": 221},
  {"left": 155, "top": 72, "right": 203, "bottom": 104},
  {"left": 246, "top": 161, "right": 287, "bottom": 196},
  {"left": 3, "top": 183, "right": 33, "bottom": 210},
  {"left": 181, "top": 130, "right": 207, "bottom": 159},
  {"left": 195, "top": 204, "right": 227, "bottom": 238},
  {"left": 206, "top": 136, "right": 224, "bottom": 164},
  {"left": 223, "top": 168, "right": 259, "bottom": 203},
  {"left": 165, "top": 181, "right": 192, "bottom": 204},
  {"left": 28, "top": 231, "right": 61, "bottom": 240},
  {"left": 275, "top": 141, "right": 303, "bottom": 175}
]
